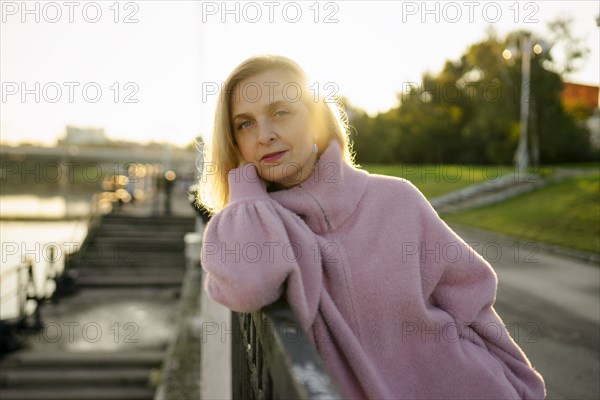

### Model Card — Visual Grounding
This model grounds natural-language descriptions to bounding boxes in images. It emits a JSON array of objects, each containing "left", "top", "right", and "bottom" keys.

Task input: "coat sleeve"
[
  {"left": 403, "top": 181, "right": 546, "bottom": 399},
  {"left": 201, "top": 164, "right": 322, "bottom": 332}
]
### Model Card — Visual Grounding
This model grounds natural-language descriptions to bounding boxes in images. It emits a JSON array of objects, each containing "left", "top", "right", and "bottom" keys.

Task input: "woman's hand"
[{"left": 236, "top": 156, "right": 275, "bottom": 190}]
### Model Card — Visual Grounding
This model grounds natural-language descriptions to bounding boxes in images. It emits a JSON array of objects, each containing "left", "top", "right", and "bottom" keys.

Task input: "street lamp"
[{"left": 503, "top": 33, "right": 534, "bottom": 172}]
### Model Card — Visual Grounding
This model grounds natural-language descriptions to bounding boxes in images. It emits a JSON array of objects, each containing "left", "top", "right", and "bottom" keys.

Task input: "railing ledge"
[{"left": 234, "top": 297, "right": 344, "bottom": 400}]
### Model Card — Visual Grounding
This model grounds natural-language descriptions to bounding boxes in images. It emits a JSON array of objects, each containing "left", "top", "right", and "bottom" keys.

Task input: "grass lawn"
[
  {"left": 443, "top": 172, "right": 600, "bottom": 254},
  {"left": 360, "top": 164, "right": 514, "bottom": 199}
]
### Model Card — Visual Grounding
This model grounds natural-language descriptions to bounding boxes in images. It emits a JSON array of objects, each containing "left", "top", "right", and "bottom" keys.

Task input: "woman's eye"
[
  {"left": 237, "top": 120, "right": 252, "bottom": 130},
  {"left": 274, "top": 110, "right": 288, "bottom": 117}
]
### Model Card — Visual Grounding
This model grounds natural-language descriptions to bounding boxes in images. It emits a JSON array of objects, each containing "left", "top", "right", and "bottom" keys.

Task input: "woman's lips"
[{"left": 261, "top": 150, "right": 287, "bottom": 163}]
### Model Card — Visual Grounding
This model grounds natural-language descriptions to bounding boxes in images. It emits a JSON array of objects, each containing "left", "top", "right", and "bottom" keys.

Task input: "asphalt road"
[{"left": 451, "top": 225, "right": 600, "bottom": 400}]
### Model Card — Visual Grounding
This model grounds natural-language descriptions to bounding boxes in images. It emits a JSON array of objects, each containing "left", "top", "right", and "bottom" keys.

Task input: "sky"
[{"left": 1, "top": 0, "right": 599, "bottom": 146}]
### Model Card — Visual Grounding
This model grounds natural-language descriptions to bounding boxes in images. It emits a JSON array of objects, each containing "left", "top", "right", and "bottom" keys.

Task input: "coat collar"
[{"left": 268, "top": 139, "right": 369, "bottom": 235}]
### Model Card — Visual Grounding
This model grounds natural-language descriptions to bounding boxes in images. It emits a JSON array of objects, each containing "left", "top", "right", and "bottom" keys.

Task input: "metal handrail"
[
  {"left": 0, "top": 261, "right": 28, "bottom": 305},
  {"left": 0, "top": 258, "right": 41, "bottom": 327},
  {"left": 232, "top": 297, "right": 343, "bottom": 400},
  {"left": 87, "top": 191, "right": 110, "bottom": 233},
  {"left": 64, "top": 191, "right": 110, "bottom": 269},
  {"left": 0, "top": 263, "right": 23, "bottom": 283}
]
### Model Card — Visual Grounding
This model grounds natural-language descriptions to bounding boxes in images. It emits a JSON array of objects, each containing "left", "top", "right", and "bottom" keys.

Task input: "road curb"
[{"left": 447, "top": 223, "right": 600, "bottom": 266}]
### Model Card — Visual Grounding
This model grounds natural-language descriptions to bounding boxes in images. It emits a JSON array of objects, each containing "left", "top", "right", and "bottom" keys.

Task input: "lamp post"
[
  {"left": 503, "top": 33, "right": 544, "bottom": 173},
  {"left": 516, "top": 34, "right": 531, "bottom": 172}
]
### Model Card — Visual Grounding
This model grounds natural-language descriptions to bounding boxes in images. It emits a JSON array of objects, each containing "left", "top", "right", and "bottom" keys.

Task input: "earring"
[{"left": 312, "top": 143, "right": 318, "bottom": 154}]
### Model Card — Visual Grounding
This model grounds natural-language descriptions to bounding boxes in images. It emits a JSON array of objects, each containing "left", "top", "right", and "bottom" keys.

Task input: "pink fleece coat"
[{"left": 201, "top": 139, "right": 546, "bottom": 399}]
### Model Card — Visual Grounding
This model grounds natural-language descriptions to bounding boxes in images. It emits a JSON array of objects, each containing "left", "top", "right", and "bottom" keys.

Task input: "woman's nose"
[{"left": 257, "top": 121, "right": 276, "bottom": 143}]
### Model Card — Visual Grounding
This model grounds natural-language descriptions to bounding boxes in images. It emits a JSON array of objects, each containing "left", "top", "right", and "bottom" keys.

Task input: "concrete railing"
[{"left": 155, "top": 232, "right": 204, "bottom": 400}]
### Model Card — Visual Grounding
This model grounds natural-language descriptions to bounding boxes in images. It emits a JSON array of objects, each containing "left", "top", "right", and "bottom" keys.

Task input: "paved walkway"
[{"left": 451, "top": 225, "right": 600, "bottom": 400}]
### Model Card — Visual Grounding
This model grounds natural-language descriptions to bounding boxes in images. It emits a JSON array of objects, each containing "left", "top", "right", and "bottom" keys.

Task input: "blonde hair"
[{"left": 197, "top": 54, "right": 355, "bottom": 214}]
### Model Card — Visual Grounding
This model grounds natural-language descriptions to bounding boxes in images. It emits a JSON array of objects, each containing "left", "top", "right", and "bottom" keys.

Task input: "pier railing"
[
  {"left": 232, "top": 298, "right": 343, "bottom": 400},
  {"left": 0, "top": 259, "right": 38, "bottom": 326},
  {"left": 0, "top": 246, "right": 62, "bottom": 328},
  {"left": 63, "top": 191, "right": 109, "bottom": 270},
  {"left": 0, "top": 251, "right": 59, "bottom": 354}
]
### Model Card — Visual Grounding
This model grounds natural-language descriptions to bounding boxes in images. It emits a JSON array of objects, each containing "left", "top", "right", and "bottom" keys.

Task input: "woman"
[{"left": 198, "top": 55, "right": 545, "bottom": 399}]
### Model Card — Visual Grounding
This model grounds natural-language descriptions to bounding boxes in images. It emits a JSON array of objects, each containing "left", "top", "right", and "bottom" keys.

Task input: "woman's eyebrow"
[
  {"left": 231, "top": 111, "right": 250, "bottom": 121},
  {"left": 232, "top": 100, "right": 289, "bottom": 121},
  {"left": 266, "top": 100, "right": 288, "bottom": 111}
]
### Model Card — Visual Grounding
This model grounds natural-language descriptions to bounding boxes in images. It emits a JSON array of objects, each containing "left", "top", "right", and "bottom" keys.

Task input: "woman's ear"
[{"left": 314, "top": 112, "right": 330, "bottom": 152}]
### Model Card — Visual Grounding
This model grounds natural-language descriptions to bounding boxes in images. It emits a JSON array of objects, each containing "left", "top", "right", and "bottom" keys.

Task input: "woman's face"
[{"left": 231, "top": 69, "right": 318, "bottom": 188}]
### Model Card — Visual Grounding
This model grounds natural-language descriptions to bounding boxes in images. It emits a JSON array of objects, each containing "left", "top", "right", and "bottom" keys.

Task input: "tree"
[{"left": 347, "top": 24, "right": 593, "bottom": 165}]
